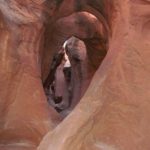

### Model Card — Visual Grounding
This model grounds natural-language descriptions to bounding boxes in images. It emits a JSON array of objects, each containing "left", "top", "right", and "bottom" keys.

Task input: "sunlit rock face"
[{"left": 0, "top": 0, "right": 150, "bottom": 150}]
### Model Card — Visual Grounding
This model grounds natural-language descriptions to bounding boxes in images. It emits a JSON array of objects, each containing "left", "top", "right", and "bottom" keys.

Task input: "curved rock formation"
[{"left": 0, "top": 0, "right": 150, "bottom": 150}]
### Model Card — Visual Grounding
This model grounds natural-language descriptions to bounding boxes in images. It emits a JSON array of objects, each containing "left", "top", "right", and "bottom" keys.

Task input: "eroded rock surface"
[{"left": 0, "top": 0, "right": 150, "bottom": 150}]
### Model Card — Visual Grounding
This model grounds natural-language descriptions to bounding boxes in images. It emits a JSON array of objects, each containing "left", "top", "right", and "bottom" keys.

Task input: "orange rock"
[{"left": 0, "top": 0, "right": 150, "bottom": 150}]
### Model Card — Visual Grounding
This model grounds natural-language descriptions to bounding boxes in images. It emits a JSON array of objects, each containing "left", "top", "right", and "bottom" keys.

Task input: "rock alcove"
[
  {"left": 42, "top": 11, "right": 108, "bottom": 117},
  {"left": 0, "top": 0, "right": 149, "bottom": 150}
]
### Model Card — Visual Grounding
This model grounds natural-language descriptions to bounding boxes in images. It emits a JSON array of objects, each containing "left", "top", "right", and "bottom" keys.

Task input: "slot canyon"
[{"left": 0, "top": 0, "right": 150, "bottom": 150}]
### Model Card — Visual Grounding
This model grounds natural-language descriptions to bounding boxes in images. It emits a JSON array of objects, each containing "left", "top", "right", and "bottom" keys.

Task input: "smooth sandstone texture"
[
  {"left": 0, "top": 1, "right": 61, "bottom": 150},
  {"left": 0, "top": 0, "right": 149, "bottom": 150},
  {"left": 38, "top": 0, "right": 150, "bottom": 150}
]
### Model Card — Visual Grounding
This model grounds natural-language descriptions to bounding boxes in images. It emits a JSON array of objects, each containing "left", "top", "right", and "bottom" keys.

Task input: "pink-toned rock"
[
  {"left": 0, "top": 1, "right": 61, "bottom": 149},
  {"left": 0, "top": 0, "right": 150, "bottom": 150},
  {"left": 38, "top": 0, "right": 150, "bottom": 150}
]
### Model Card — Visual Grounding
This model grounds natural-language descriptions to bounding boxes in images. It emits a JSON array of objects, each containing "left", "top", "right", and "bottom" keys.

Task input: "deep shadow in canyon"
[
  {"left": 0, "top": 0, "right": 150, "bottom": 150},
  {"left": 41, "top": 3, "right": 108, "bottom": 116}
]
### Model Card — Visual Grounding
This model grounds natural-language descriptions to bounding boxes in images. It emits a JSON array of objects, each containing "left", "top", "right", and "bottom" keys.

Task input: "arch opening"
[
  {"left": 44, "top": 37, "right": 88, "bottom": 116},
  {"left": 42, "top": 11, "right": 109, "bottom": 117}
]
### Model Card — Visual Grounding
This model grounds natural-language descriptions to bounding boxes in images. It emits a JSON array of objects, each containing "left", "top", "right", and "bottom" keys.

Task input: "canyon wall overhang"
[{"left": 0, "top": 0, "right": 150, "bottom": 150}]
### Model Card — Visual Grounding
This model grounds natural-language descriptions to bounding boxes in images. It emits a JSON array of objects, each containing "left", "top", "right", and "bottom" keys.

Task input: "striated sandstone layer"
[
  {"left": 0, "top": 0, "right": 150, "bottom": 150},
  {"left": 38, "top": 0, "right": 150, "bottom": 150}
]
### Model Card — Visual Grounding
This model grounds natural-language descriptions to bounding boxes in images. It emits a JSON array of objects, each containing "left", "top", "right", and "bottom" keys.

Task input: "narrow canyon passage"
[
  {"left": 0, "top": 0, "right": 150, "bottom": 150},
  {"left": 43, "top": 36, "right": 106, "bottom": 116},
  {"left": 41, "top": 8, "right": 108, "bottom": 117},
  {"left": 0, "top": 0, "right": 108, "bottom": 149}
]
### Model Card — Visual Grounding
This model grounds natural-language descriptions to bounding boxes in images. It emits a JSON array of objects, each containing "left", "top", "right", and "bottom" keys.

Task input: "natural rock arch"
[{"left": 0, "top": 0, "right": 150, "bottom": 150}]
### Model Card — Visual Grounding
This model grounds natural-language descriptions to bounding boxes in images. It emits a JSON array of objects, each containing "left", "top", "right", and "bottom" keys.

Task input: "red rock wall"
[
  {"left": 38, "top": 0, "right": 150, "bottom": 150},
  {"left": 0, "top": 0, "right": 149, "bottom": 150}
]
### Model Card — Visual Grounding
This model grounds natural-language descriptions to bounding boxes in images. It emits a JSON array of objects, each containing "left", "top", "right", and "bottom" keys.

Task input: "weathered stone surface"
[
  {"left": 0, "top": 1, "right": 61, "bottom": 149},
  {"left": 0, "top": 0, "right": 150, "bottom": 150},
  {"left": 38, "top": 0, "right": 150, "bottom": 150}
]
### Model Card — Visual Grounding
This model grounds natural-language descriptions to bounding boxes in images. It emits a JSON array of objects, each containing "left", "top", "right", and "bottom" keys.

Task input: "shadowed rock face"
[
  {"left": 0, "top": 0, "right": 150, "bottom": 150},
  {"left": 44, "top": 36, "right": 92, "bottom": 116}
]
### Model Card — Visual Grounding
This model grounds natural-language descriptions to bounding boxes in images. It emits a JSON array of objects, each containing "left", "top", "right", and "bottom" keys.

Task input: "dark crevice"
[
  {"left": 42, "top": 11, "right": 108, "bottom": 117},
  {"left": 43, "top": 37, "right": 89, "bottom": 116},
  {"left": 43, "top": 50, "right": 65, "bottom": 89}
]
